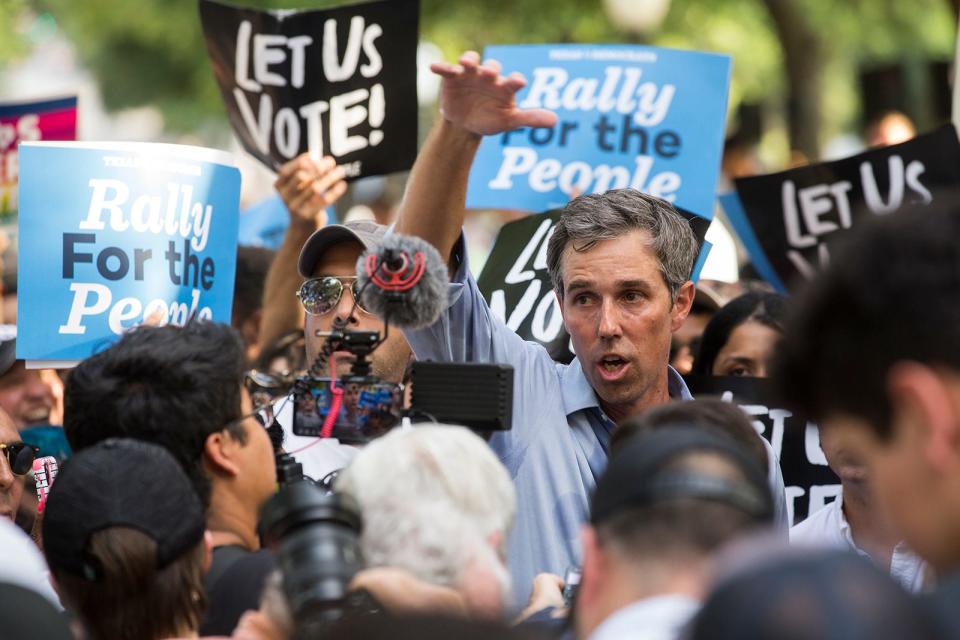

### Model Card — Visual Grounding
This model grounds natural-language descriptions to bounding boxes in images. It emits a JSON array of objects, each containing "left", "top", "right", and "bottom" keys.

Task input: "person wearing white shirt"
[
  {"left": 790, "top": 427, "right": 928, "bottom": 592},
  {"left": 274, "top": 220, "right": 406, "bottom": 484},
  {"left": 574, "top": 427, "right": 775, "bottom": 640}
]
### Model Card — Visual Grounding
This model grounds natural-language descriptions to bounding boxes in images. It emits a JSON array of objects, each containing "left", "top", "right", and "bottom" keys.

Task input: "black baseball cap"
[
  {"left": 298, "top": 221, "right": 387, "bottom": 278},
  {"left": 43, "top": 438, "right": 205, "bottom": 580},
  {"left": 591, "top": 425, "right": 773, "bottom": 525}
]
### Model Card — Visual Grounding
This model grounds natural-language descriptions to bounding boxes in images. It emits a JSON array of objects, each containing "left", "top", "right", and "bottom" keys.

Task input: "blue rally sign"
[
  {"left": 466, "top": 44, "right": 731, "bottom": 218},
  {"left": 17, "top": 142, "right": 241, "bottom": 365}
]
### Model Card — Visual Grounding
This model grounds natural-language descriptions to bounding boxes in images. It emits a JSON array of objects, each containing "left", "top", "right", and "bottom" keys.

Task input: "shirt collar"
[
  {"left": 835, "top": 494, "right": 921, "bottom": 563},
  {"left": 589, "top": 594, "right": 700, "bottom": 640},
  {"left": 835, "top": 494, "right": 855, "bottom": 547},
  {"left": 561, "top": 359, "right": 694, "bottom": 417}
]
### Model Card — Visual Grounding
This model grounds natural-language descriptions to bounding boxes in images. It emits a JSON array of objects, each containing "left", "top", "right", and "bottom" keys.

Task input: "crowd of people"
[{"left": 1, "top": 49, "right": 959, "bottom": 640}]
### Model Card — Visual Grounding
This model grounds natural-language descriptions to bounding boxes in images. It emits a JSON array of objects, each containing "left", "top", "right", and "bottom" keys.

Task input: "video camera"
[
  {"left": 244, "top": 233, "right": 515, "bottom": 488},
  {"left": 288, "top": 327, "right": 514, "bottom": 446},
  {"left": 277, "top": 232, "right": 513, "bottom": 448}
]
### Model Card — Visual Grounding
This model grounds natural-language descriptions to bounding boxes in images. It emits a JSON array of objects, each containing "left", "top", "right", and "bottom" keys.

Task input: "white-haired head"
[{"left": 335, "top": 424, "right": 516, "bottom": 613}]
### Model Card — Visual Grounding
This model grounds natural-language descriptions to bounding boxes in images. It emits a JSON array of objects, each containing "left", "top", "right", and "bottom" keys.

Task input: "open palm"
[{"left": 431, "top": 51, "right": 557, "bottom": 136}]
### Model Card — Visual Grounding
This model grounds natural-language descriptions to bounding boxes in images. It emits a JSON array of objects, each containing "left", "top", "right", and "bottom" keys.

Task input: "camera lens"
[{"left": 259, "top": 482, "right": 364, "bottom": 624}]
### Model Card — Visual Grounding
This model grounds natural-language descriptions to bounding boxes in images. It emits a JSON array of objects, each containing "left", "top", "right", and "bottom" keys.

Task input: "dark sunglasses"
[
  {"left": 297, "top": 276, "right": 370, "bottom": 316},
  {"left": 0, "top": 442, "right": 39, "bottom": 475}
]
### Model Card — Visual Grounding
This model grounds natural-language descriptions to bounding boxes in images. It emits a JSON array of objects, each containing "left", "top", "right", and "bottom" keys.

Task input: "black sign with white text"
[
  {"left": 200, "top": 0, "right": 419, "bottom": 178},
  {"left": 733, "top": 125, "right": 960, "bottom": 290},
  {"left": 684, "top": 375, "right": 841, "bottom": 525}
]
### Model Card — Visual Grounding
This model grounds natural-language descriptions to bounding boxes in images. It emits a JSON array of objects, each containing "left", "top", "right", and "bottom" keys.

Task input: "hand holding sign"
[
  {"left": 431, "top": 51, "right": 558, "bottom": 137},
  {"left": 274, "top": 153, "right": 347, "bottom": 229}
]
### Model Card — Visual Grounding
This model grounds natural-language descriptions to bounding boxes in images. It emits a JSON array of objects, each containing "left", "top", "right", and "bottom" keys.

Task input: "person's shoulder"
[
  {"left": 201, "top": 547, "right": 276, "bottom": 636},
  {"left": 233, "top": 548, "right": 276, "bottom": 572},
  {"left": 210, "top": 546, "right": 276, "bottom": 585},
  {"left": 789, "top": 499, "right": 841, "bottom": 546}
]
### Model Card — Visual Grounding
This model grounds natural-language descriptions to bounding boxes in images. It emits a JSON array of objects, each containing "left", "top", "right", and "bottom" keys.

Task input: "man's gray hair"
[
  {"left": 547, "top": 189, "right": 699, "bottom": 300},
  {"left": 335, "top": 425, "right": 515, "bottom": 592}
]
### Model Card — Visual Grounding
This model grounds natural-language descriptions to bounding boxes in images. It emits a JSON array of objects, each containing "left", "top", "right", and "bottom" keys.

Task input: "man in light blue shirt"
[{"left": 397, "top": 52, "right": 698, "bottom": 606}]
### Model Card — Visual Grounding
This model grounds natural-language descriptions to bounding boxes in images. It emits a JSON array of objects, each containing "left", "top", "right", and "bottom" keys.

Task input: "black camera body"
[
  {"left": 259, "top": 481, "right": 375, "bottom": 636},
  {"left": 291, "top": 323, "right": 514, "bottom": 444}
]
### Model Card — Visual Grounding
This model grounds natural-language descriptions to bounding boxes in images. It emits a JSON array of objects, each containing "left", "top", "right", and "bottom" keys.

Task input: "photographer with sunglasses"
[{"left": 263, "top": 220, "right": 413, "bottom": 484}]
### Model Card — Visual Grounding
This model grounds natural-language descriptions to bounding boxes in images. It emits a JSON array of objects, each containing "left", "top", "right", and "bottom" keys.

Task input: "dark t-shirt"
[{"left": 199, "top": 545, "right": 276, "bottom": 636}]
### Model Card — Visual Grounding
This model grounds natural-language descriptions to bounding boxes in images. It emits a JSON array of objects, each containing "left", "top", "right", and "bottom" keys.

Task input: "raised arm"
[
  {"left": 394, "top": 51, "right": 557, "bottom": 270},
  {"left": 258, "top": 154, "right": 346, "bottom": 352}
]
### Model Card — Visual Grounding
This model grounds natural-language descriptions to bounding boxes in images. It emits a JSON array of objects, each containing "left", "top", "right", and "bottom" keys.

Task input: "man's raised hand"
[
  {"left": 274, "top": 153, "right": 348, "bottom": 227},
  {"left": 431, "top": 51, "right": 558, "bottom": 137}
]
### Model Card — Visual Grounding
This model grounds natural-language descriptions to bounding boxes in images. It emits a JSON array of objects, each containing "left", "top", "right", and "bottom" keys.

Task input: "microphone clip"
[{"left": 365, "top": 249, "right": 425, "bottom": 293}]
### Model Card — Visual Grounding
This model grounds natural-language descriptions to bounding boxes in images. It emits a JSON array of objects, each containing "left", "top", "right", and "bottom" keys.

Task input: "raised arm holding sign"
[{"left": 258, "top": 152, "right": 348, "bottom": 353}]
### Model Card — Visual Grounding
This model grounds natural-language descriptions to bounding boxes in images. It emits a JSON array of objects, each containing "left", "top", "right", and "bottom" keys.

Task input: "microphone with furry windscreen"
[{"left": 355, "top": 233, "right": 449, "bottom": 329}]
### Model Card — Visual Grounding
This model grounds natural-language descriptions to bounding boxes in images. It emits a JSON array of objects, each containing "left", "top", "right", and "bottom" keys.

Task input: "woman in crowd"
[
  {"left": 693, "top": 291, "right": 786, "bottom": 378},
  {"left": 42, "top": 438, "right": 210, "bottom": 640}
]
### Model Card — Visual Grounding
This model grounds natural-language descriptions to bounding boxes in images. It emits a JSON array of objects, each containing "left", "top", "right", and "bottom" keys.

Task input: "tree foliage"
[{"left": 7, "top": 0, "right": 958, "bottom": 157}]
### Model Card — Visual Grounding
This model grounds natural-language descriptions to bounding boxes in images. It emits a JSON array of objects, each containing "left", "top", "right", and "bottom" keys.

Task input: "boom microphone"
[{"left": 355, "top": 233, "right": 449, "bottom": 329}]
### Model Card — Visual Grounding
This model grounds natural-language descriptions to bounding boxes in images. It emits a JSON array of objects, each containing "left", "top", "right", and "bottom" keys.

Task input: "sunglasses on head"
[
  {"left": 297, "top": 276, "right": 371, "bottom": 316},
  {"left": 0, "top": 442, "right": 39, "bottom": 475}
]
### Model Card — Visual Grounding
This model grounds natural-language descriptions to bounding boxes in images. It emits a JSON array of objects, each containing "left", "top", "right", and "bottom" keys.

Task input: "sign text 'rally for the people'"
[{"left": 17, "top": 142, "right": 240, "bottom": 364}]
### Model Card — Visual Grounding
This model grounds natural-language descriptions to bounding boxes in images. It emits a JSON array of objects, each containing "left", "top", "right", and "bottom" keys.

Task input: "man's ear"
[
  {"left": 203, "top": 430, "right": 241, "bottom": 478},
  {"left": 887, "top": 362, "right": 960, "bottom": 473},
  {"left": 670, "top": 281, "right": 695, "bottom": 332}
]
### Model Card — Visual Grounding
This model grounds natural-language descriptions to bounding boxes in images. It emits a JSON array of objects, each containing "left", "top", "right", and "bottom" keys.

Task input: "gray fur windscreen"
[{"left": 355, "top": 233, "right": 449, "bottom": 329}]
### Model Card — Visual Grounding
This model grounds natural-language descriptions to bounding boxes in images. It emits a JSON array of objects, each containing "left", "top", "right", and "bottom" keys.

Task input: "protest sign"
[
  {"left": 16, "top": 142, "right": 241, "bottom": 365},
  {"left": 0, "top": 96, "right": 78, "bottom": 219},
  {"left": 684, "top": 374, "right": 841, "bottom": 525},
  {"left": 200, "top": 0, "right": 418, "bottom": 179},
  {"left": 731, "top": 125, "right": 960, "bottom": 290},
  {"left": 717, "top": 191, "right": 786, "bottom": 293},
  {"left": 466, "top": 44, "right": 731, "bottom": 217},
  {"left": 477, "top": 207, "right": 712, "bottom": 363}
]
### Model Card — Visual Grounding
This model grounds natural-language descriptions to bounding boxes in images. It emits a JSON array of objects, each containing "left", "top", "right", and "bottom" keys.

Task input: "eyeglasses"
[
  {"left": 225, "top": 403, "right": 276, "bottom": 433},
  {"left": 0, "top": 442, "right": 39, "bottom": 476},
  {"left": 297, "top": 276, "right": 370, "bottom": 316}
]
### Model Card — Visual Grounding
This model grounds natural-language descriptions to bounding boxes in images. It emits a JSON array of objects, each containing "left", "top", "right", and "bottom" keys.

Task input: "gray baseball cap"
[{"left": 297, "top": 221, "right": 387, "bottom": 278}]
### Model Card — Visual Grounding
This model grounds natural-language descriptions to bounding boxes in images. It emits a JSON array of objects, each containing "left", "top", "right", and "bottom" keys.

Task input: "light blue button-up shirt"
[{"left": 404, "top": 242, "right": 692, "bottom": 607}]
